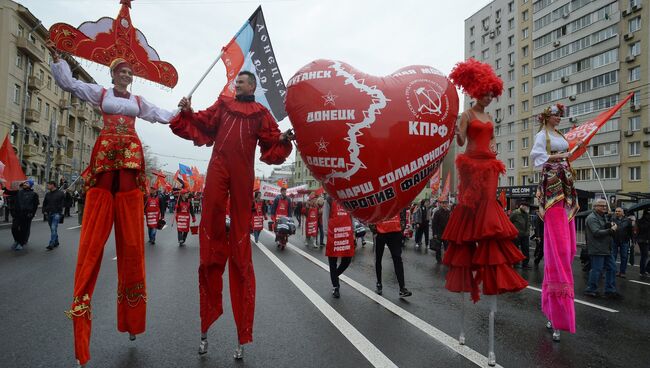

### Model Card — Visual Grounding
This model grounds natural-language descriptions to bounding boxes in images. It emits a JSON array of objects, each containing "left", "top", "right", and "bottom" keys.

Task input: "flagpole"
[
  {"left": 585, "top": 151, "right": 611, "bottom": 213},
  {"left": 186, "top": 49, "right": 225, "bottom": 98}
]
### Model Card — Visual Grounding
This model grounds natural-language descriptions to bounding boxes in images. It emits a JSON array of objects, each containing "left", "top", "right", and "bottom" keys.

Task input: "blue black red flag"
[{"left": 220, "top": 6, "right": 287, "bottom": 121}]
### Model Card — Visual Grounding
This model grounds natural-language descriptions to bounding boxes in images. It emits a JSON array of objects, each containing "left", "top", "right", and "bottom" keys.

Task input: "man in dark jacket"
[
  {"left": 413, "top": 199, "right": 431, "bottom": 249},
  {"left": 636, "top": 209, "right": 650, "bottom": 277},
  {"left": 611, "top": 207, "right": 633, "bottom": 278},
  {"left": 532, "top": 209, "right": 544, "bottom": 266},
  {"left": 509, "top": 201, "right": 531, "bottom": 269},
  {"left": 63, "top": 185, "right": 73, "bottom": 217},
  {"left": 10, "top": 179, "right": 39, "bottom": 250},
  {"left": 431, "top": 200, "right": 450, "bottom": 263},
  {"left": 584, "top": 199, "right": 621, "bottom": 299},
  {"left": 43, "top": 180, "right": 65, "bottom": 250}
]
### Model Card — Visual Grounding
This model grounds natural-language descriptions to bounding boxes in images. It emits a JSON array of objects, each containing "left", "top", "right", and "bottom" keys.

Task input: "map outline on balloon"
[
  {"left": 287, "top": 59, "right": 458, "bottom": 223},
  {"left": 48, "top": 0, "right": 178, "bottom": 88}
]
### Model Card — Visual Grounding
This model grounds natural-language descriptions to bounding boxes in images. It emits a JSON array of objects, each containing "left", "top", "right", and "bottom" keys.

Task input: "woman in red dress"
[{"left": 443, "top": 59, "right": 528, "bottom": 366}]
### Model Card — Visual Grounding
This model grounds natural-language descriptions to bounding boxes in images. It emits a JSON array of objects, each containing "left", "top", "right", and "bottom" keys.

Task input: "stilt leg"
[
  {"left": 459, "top": 291, "right": 466, "bottom": 345},
  {"left": 487, "top": 295, "right": 497, "bottom": 367}
]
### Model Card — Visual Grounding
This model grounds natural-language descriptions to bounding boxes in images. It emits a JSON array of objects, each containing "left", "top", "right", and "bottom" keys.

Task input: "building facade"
[
  {"left": 465, "top": 0, "right": 649, "bottom": 203},
  {"left": 1, "top": 0, "right": 102, "bottom": 186}
]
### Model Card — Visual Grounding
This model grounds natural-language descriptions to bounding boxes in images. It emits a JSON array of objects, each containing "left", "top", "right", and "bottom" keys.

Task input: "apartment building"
[{"left": 0, "top": 0, "right": 102, "bottom": 185}]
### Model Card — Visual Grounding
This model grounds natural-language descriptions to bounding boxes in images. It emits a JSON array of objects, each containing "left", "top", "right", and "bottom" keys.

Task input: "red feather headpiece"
[
  {"left": 449, "top": 58, "right": 503, "bottom": 99},
  {"left": 49, "top": 0, "right": 178, "bottom": 88}
]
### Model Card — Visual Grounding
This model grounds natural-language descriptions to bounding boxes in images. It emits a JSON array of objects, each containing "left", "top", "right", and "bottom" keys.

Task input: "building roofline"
[{"left": 465, "top": 0, "right": 496, "bottom": 22}]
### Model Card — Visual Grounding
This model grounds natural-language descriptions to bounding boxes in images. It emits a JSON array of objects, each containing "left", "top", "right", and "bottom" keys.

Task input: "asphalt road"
[{"left": 1, "top": 216, "right": 649, "bottom": 368}]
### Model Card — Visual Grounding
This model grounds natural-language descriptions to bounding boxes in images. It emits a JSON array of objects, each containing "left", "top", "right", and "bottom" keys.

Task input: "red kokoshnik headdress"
[
  {"left": 49, "top": 0, "right": 178, "bottom": 88},
  {"left": 449, "top": 58, "right": 503, "bottom": 99}
]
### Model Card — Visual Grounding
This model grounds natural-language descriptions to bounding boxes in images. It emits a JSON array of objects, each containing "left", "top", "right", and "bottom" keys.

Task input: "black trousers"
[
  {"left": 328, "top": 257, "right": 352, "bottom": 288},
  {"left": 515, "top": 235, "right": 530, "bottom": 265},
  {"left": 533, "top": 237, "right": 544, "bottom": 263},
  {"left": 11, "top": 216, "right": 33, "bottom": 245},
  {"left": 375, "top": 232, "right": 405, "bottom": 289},
  {"left": 414, "top": 222, "right": 429, "bottom": 246},
  {"left": 178, "top": 231, "right": 189, "bottom": 242}
]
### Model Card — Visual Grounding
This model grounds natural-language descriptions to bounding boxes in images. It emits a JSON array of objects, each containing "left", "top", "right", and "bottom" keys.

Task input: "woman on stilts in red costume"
[{"left": 443, "top": 58, "right": 528, "bottom": 366}]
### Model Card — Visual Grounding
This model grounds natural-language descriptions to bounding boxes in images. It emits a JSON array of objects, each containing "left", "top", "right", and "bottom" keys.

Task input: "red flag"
[
  {"left": 498, "top": 189, "right": 507, "bottom": 209},
  {"left": 253, "top": 177, "right": 261, "bottom": 192},
  {"left": 566, "top": 92, "right": 634, "bottom": 161},
  {"left": 430, "top": 165, "right": 442, "bottom": 192},
  {"left": 276, "top": 178, "right": 288, "bottom": 188},
  {"left": 439, "top": 172, "right": 451, "bottom": 201},
  {"left": 0, "top": 135, "right": 26, "bottom": 189}
]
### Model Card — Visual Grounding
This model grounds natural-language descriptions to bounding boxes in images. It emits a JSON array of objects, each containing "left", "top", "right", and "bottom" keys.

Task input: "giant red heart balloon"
[{"left": 286, "top": 60, "right": 458, "bottom": 223}]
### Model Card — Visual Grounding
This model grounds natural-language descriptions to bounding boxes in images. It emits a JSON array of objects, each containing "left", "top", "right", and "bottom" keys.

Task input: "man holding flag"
[{"left": 171, "top": 6, "right": 294, "bottom": 360}]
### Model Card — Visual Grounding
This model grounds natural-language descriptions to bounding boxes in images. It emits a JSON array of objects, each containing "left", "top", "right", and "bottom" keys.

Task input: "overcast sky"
[{"left": 21, "top": 0, "right": 490, "bottom": 176}]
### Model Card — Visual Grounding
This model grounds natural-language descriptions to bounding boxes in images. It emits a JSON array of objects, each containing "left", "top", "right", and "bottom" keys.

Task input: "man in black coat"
[
  {"left": 44, "top": 180, "right": 65, "bottom": 250},
  {"left": 10, "top": 180, "right": 40, "bottom": 250},
  {"left": 431, "top": 200, "right": 451, "bottom": 263}
]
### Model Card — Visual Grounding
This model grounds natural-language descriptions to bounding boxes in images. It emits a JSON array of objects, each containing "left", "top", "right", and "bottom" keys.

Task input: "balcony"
[
  {"left": 75, "top": 108, "right": 90, "bottom": 121},
  {"left": 25, "top": 108, "right": 40, "bottom": 123},
  {"left": 16, "top": 36, "right": 44, "bottom": 62},
  {"left": 23, "top": 144, "right": 41, "bottom": 158},
  {"left": 27, "top": 76, "right": 43, "bottom": 91},
  {"left": 55, "top": 154, "right": 71, "bottom": 167},
  {"left": 56, "top": 125, "right": 73, "bottom": 138},
  {"left": 92, "top": 120, "right": 103, "bottom": 131}
]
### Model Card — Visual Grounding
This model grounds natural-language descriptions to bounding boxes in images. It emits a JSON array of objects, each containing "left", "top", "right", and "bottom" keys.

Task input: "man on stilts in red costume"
[{"left": 172, "top": 70, "right": 294, "bottom": 359}]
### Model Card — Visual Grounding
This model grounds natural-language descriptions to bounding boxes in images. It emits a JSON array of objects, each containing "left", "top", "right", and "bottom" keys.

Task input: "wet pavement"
[{"left": 1, "top": 216, "right": 649, "bottom": 367}]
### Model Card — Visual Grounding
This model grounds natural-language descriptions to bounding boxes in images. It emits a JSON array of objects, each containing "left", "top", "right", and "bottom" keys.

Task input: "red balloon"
[{"left": 286, "top": 60, "right": 458, "bottom": 223}]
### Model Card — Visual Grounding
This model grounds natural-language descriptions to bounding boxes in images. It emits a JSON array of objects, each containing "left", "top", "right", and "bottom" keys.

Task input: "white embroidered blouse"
[
  {"left": 50, "top": 60, "right": 176, "bottom": 123},
  {"left": 529, "top": 129, "right": 570, "bottom": 170}
]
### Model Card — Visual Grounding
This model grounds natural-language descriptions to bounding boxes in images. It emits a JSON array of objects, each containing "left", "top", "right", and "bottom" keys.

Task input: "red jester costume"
[{"left": 170, "top": 91, "right": 292, "bottom": 352}]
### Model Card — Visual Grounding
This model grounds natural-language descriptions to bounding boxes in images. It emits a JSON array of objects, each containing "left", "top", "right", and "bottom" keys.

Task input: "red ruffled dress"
[{"left": 442, "top": 119, "right": 528, "bottom": 302}]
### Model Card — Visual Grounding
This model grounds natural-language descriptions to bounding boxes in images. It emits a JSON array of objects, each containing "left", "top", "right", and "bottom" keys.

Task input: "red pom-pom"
[{"left": 449, "top": 58, "right": 503, "bottom": 99}]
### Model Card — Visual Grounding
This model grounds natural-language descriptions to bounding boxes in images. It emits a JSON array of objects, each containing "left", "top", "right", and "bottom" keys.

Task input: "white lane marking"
[
  {"left": 112, "top": 257, "right": 117, "bottom": 261},
  {"left": 262, "top": 230, "right": 503, "bottom": 368},
  {"left": 67, "top": 225, "right": 82, "bottom": 230},
  {"left": 162, "top": 224, "right": 168, "bottom": 230},
  {"left": 525, "top": 286, "right": 618, "bottom": 313},
  {"left": 252, "top": 237, "right": 397, "bottom": 368},
  {"left": 629, "top": 280, "right": 650, "bottom": 286}
]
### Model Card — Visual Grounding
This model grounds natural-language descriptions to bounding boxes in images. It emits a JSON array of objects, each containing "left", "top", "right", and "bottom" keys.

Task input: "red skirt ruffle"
[{"left": 442, "top": 154, "right": 528, "bottom": 302}]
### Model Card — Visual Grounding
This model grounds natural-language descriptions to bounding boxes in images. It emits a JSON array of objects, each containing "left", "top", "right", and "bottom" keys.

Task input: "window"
[
  {"left": 591, "top": 143, "right": 618, "bottom": 157},
  {"left": 36, "top": 98, "right": 42, "bottom": 111},
  {"left": 522, "top": 28, "right": 529, "bottom": 40},
  {"left": 508, "top": 35, "right": 514, "bottom": 47},
  {"left": 629, "top": 167, "right": 641, "bottom": 181},
  {"left": 16, "top": 52, "right": 23, "bottom": 69},
  {"left": 508, "top": 18, "right": 515, "bottom": 30},
  {"left": 522, "top": 119, "right": 530, "bottom": 131},
  {"left": 496, "top": 108, "right": 503, "bottom": 119},
  {"left": 495, "top": 58, "right": 502, "bottom": 69},
  {"left": 522, "top": 156, "right": 529, "bottom": 167},
  {"left": 483, "top": 17, "right": 491, "bottom": 30},
  {"left": 508, "top": 176, "right": 515, "bottom": 186},
  {"left": 522, "top": 82, "right": 529, "bottom": 93},
  {"left": 508, "top": 158, "right": 515, "bottom": 169},
  {"left": 629, "top": 41, "right": 641, "bottom": 57},
  {"left": 522, "top": 136, "right": 529, "bottom": 148},
  {"left": 508, "top": 69, "right": 515, "bottom": 81},
  {"left": 495, "top": 126, "right": 502, "bottom": 136},
  {"left": 470, "top": 41, "right": 475, "bottom": 51},
  {"left": 629, "top": 17, "right": 641, "bottom": 33},
  {"left": 508, "top": 1, "right": 514, "bottom": 13},
  {"left": 470, "top": 26, "right": 475, "bottom": 36},
  {"left": 630, "top": 0, "right": 640, "bottom": 7},
  {"left": 508, "top": 104, "right": 515, "bottom": 115},
  {"left": 629, "top": 142, "right": 640, "bottom": 156},
  {"left": 522, "top": 100, "right": 529, "bottom": 111},
  {"left": 629, "top": 116, "right": 640, "bottom": 131},
  {"left": 496, "top": 142, "right": 502, "bottom": 152},
  {"left": 13, "top": 85, "right": 21, "bottom": 104},
  {"left": 45, "top": 103, "right": 50, "bottom": 120},
  {"left": 38, "top": 69, "right": 45, "bottom": 81},
  {"left": 508, "top": 140, "right": 515, "bottom": 151},
  {"left": 17, "top": 24, "right": 24, "bottom": 37},
  {"left": 496, "top": 9, "right": 502, "bottom": 19},
  {"left": 522, "top": 63, "right": 529, "bottom": 76},
  {"left": 522, "top": 10, "right": 529, "bottom": 21},
  {"left": 508, "top": 87, "right": 514, "bottom": 98},
  {"left": 47, "top": 76, "right": 53, "bottom": 89},
  {"left": 628, "top": 66, "right": 640, "bottom": 82},
  {"left": 508, "top": 122, "right": 514, "bottom": 133},
  {"left": 508, "top": 52, "right": 515, "bottom": 64},
  {"left": 522, "top": 175, "right": 529, "bottom": 184},
  {"left": 482, "top": 49, "right": 490, "bottom": 60},
  {"left": 522, "top": 45, "right": 529, "bottom": 57},
  {"left": 595, "top": 166, "right": 619, "bottom": 179}
]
